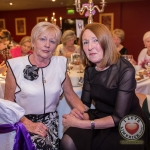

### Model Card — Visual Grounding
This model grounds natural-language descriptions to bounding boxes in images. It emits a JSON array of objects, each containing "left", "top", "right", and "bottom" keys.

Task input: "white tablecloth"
[{"left": 136, "top": 78, "right": 150, "bottom": 94}]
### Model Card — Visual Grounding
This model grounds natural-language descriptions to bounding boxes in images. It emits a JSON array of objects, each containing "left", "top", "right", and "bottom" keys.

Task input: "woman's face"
[
  {"left": 65, "top": 37, "right": 75, "bottom": 47},
  {"left": 113, "top": 34, "right": 121, "bottom": 47},
  {"left": 144, "top": 37, "right": 150, "bottom": 51},
  {"left": 0, "top": 40, "right": 9, "bottom": 51},
  {"left": 32, "top": 31, "right": 58, "bottom": 59},
  {"left": 20, "top": 42, "right": 32, "bottom": 54},
  {"left": 82, "top": 29, "right": 103, "bottom": 65}
]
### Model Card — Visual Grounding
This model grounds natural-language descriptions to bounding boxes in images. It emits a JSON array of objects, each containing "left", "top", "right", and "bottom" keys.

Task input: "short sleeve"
[
  {"left": 57, "top": 56, "right": 67, "bottom": 95},
  {"left": 6, "top": 57, "right": 25, "bottom": 93}
]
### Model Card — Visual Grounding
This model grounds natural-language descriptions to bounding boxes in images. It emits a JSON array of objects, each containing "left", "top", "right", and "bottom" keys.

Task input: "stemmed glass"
[
  {"left": 145, "top": 62, "right": 150, "bottom": 73},
  {"left": 122, "top": 55, "right": 134, "bottom": 64},
  {"left": 67, "top": 62, "right": 73, "bottom": 73}
]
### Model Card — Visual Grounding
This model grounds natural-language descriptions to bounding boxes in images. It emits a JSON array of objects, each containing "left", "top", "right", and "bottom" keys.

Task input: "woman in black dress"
[
  {"left": 112, "top": 28, "right": 128, "bottom": 55},
  {"left": 60, "top": 23, "right": 150, "bottom": 150}
]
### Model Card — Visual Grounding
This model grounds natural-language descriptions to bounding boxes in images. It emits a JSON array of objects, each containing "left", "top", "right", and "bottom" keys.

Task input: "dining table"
[{"left": 135, "top": 78, "right": 150, "bottom": 94}]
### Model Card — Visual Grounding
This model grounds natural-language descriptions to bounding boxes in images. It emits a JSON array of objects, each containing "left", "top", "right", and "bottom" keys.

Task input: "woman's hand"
[
  {"left": 0, "top": 61, "right": 7, "bottom": 74},
  {"left": 69, "top": 108, "right": 85, "bottom": 119},
  {"left": 21, "top": 116, "right": 48, "bottom": 137},
  {"left": 62, "top": 114, "right": 80, "bottom": 129},
  {"left": 70, "top": 108, "right": 89, "bottom": 120}
]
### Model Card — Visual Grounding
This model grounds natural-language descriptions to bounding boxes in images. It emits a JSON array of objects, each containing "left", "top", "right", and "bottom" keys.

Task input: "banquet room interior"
[
  {"left": 1, "top": 0, "right": 150, "bottom": 148},
  {"left": 0, "top": 0, "right": 149, "bottom": 61}
]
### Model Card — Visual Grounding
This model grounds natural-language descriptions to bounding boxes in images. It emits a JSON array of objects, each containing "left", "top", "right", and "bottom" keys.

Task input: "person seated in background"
[
  {"left": 0, "top": 28, "right": 11, "bottom": 74},
  {"left": 10, "top": 36, "right": 33, "bottom": 58},
  {"left": 55, "top": 30, "right": 80, "bottom": 62},
  {"left": 4, "top": 22, "right": 85, "bottom": 149},
  {"left": 138, "top": 31, "right": 150, "bottom": 68},
  {"left": 112, "top": 28, "right": 128, "bottom": 55},
  {"left": 60, "top": 23, "right": 150, "bottom": 150},
  {"left": 136, "top": 93, "right": 150, "bottom": 119},
  {"left": 9, "top": 38, "right": 19, "bottom": 49}
]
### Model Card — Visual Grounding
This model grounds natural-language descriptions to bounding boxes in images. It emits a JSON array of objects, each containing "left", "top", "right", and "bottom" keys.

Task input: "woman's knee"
[{"left": 60, "top": 134, "right": 77, "bottom": 150}]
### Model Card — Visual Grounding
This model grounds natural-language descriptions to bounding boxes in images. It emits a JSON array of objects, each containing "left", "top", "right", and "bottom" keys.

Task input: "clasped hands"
[{"left": 62, "top": 108, "right": 89, "bottom": 129}]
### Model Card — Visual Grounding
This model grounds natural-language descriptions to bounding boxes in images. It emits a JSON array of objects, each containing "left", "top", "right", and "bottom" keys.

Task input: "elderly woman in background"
[
  {"left": 55, "top": 30, "right": 80, "bottom": 62},
  {"left": 10, "top": 36, "right": 32, "bottom": 58},
  {"left": 0, "top": 28, "right": 11, "bottom": 74},
  {"left": 4, "top": 22, "right": 84, "bottom": 149},
  {"left": 112, "top": 28, "right": 128, "bottom": 55},
  {"left": 138, "top": 31, "right": 150, "bottom": 67}
]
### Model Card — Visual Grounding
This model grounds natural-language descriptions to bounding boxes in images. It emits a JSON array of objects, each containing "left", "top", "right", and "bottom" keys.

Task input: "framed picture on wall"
[
  {"left": 15, "top": 18, "right": 26, "bottom": 35},
  {"left": 62, "top": 18, "right": 88, "bottom": 37},
  {"left": 0, "top": 19, "right": 6, "bottom": 28},
  {"left": 36, "top": 17, "right": 48, "bottom": 23},
  {"left": 99, "top": 13, "right": 114, "bottom": 32}
]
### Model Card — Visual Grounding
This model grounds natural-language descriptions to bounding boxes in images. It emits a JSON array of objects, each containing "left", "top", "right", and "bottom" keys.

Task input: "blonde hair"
[
  {"left": 112, "top": 28, "right": 125, "bottom": 42},
  {"left": 143, "top": 31, "right": 150, "bottom": 42},
  {"left": 31, "top": 22, "right": 62, "bottom": 45},
  {"left": 0, "top": 28, "right": 11, "bottom": 43},
  {"left": 20, "top": 36, "right": 31, "bottom": 45},
  {"left": 80, "top": 23, "right": 120, "bottom": 68},
  {"left": 61, "top": 30, "right": 76, "bottom": 45}
]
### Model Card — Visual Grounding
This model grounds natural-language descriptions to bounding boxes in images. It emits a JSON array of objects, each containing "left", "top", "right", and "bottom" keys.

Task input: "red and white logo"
[{"left": 119, "top": 115, "right": 145, "bottom": 141}]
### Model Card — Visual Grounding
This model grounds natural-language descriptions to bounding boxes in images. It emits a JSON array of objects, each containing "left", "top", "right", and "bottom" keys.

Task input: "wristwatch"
[{"left": 91, "top": 120, "right": 95, "bottom": 130}]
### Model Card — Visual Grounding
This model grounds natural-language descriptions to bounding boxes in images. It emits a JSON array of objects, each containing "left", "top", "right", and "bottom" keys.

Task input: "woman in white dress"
[
  {"left": 138, "top": 31, "right": 150, "bottom": 68},
  {"left": 55, "top": 30, "right": 80, "bottom": 63},
  {"left": 4, "top": 22, "right": 85, "bottom": 150}
]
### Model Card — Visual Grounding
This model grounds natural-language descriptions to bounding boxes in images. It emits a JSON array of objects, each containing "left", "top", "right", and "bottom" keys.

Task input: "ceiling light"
[
  {"left": 10, "top": 3, "right": 13, "bottom": 5},
  {"left": 52, "top": 0, "right": 55, "bottom": 2}
]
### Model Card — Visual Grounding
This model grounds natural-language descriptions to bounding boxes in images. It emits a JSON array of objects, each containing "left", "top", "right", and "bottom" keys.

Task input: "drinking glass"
[
  {"left": 145, "top": 62, "right": 150, "bottom": 73},
  {"left": 122, "top": 55, "right": 134, "bottom": 64},
  {"left": 67, "top": 62, "right": 73, "bottom": 73}
]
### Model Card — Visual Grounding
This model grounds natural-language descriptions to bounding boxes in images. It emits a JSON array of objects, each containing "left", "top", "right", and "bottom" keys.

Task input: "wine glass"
[
  {"left": 145, "top": 62, "right": 150, "bottom": 73},
  {"left": 122, "top": 55, "right": 134, "bottom": 64},
  {"left": 67, "top": 62, "right": 73, "bottom": 73}
]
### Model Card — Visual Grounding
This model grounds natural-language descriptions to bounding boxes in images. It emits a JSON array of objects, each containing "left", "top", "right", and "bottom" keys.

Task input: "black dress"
[
  {"left": 64, "top": 57, "right": 150, "bottom": 150},
  {"left": 119, "top": 47, "right": 128, "bottom": 55}
]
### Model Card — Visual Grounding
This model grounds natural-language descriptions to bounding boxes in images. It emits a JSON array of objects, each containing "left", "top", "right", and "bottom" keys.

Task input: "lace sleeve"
[{"left": 112, "top": 67, "right": 137, "bottom": 126}]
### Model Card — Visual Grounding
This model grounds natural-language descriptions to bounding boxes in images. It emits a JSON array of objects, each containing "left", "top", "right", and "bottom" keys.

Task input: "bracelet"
[{"left": 91, "top": 120, "right": 95, "bottom": 130}]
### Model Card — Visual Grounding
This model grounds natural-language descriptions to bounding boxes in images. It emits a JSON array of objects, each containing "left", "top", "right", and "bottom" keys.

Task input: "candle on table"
[{"left": 60, "top": 17, "right": 62, "bottom": 29}]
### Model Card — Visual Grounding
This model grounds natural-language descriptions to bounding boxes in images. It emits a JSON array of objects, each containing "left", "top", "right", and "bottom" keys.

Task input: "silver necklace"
[{"left": 95, "top": 66, "right": 110, "bottom": 71}]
